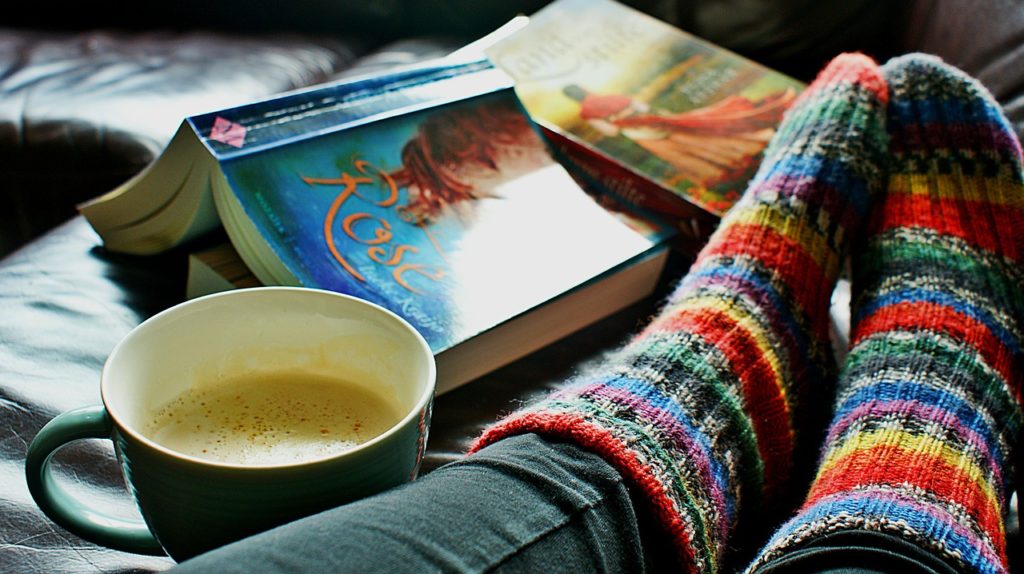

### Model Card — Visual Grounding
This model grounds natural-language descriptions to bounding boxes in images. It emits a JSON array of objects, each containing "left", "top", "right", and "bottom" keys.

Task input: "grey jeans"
[
  {"left": 170, "top": 433, "right": 949, "bottom": 573},
  {"left": 171, "top": 434, "right": 652, "bottom": 573}
]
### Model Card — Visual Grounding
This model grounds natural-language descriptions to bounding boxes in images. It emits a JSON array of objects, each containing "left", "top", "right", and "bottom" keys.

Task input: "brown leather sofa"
[{"left": 0, "top": 1, "right": 1020, "bottom": 572}]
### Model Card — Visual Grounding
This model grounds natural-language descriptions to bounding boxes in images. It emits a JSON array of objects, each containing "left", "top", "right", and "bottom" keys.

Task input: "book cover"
[
  {"left": 486, "top": 0, "right": 805, "bottom": 246},
  {"left": 174, "top": 60, "right": 670, "bottom": 391},
  {"left": 208, "top": 87, "right": 659, "bottom": 352}
]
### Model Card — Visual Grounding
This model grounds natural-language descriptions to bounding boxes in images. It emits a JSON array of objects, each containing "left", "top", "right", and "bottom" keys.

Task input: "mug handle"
[{"left": 25, "top": 405, "right": 165, "bottom": 555}]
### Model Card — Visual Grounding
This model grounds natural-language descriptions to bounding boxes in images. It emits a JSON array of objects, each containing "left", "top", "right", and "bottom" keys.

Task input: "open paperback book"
[{"left": 79, "top": 56, "right": 672, "bottom": 394}]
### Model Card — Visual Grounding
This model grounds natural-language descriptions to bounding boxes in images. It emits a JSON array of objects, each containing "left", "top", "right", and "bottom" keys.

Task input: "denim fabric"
[
  {"left": 170, "top": 433, "right": 647, "bottom": 573},
  {"left": 169, "top": 432, "right": 950, "bottom": 573}
]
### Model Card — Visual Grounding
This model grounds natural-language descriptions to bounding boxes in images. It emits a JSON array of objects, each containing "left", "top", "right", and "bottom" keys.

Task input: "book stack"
[
  {"left": 80, "top": 55, "right": 671, "bottom": 395},
  {"left": 79, "top": 0, "right": 803, "bottom": 392}
]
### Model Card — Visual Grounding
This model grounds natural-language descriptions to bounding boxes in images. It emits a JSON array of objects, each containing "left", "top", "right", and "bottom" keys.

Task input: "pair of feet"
[{"left": 476, "top": 53, "right": 1023, "bottom": 573}]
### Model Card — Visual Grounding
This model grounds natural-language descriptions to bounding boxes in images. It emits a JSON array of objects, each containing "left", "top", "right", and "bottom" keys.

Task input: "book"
[
  {"left": 186, "top": 242, "right": 262, "bottom": 296},
  {"left": 80, "top": 56, "right": 671, "bottom": 395},
  {"left": 485, "top": 0, "right": 806, "bottom": 251}
]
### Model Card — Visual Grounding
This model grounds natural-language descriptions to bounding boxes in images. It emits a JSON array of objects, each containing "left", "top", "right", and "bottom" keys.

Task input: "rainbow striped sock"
[
  {"left": 748, "top": 54, "right": 1024, "bottom": 574},
  {"left": 470, "top": 54, "right": 889, "bottom": 573}
]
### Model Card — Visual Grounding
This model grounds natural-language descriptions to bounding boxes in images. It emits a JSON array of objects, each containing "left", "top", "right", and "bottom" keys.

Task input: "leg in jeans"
[
  {"left": 749, "top": 54, "right": 1024, "bottom": 574},
  {"left": 172, "top": 434, "right": 654, "bottom": 573}
]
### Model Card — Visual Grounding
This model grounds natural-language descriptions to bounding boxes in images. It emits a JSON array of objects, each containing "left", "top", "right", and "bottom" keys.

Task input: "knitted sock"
[
  {"left": 470, "top": 54, "right": 889, "bottom": 573},
  {"left": 748, "top": 54, "right": 1024, "bottom": 574}
]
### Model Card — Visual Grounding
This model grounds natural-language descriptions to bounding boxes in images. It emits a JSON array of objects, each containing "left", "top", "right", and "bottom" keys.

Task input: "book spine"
[{"left": 539, "top": 125, "right": 717, "bottom": 254}]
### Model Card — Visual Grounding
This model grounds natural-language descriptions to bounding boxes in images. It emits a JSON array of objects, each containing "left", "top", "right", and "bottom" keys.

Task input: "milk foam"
[{"left": 145, "top": 372, "right": 400, "bottom": 465}]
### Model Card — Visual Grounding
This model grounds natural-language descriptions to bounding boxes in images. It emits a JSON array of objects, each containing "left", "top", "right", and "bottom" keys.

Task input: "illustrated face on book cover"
[{"left": 221, "top": 90, "right": 654, "bottom": 353}]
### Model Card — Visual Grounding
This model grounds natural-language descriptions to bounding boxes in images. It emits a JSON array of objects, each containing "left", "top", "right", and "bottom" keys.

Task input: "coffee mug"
[{"left": 25, "top": 287, "right": 435, "bottom": 561}]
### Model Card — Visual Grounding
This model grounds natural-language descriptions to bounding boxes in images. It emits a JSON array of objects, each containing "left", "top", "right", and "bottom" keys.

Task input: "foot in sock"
[
  {"left": 748, "top": 54, "right": 1024, "bottom": 574},
  {"left": 470, "top": 53, "right": 889, "bottom": 573}
]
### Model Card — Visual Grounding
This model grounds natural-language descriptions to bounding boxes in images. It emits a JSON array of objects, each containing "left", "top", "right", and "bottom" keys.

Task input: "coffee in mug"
[
  {"left": 145, "top": 372, "right": 402, "bottom": 466},
  {"left": 25, "top": 287, "right": 435, "bottom": 561}
]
